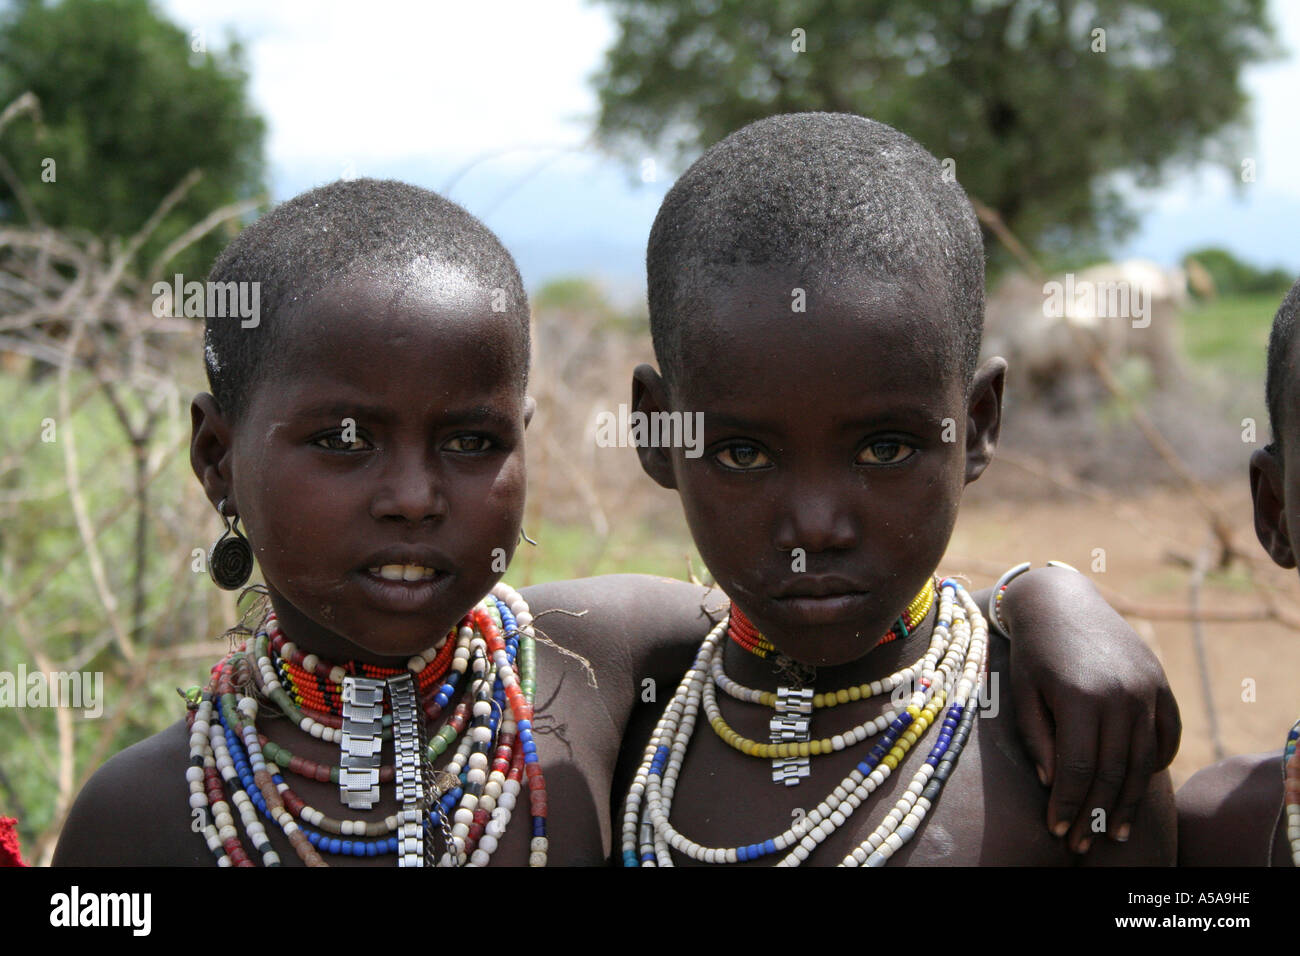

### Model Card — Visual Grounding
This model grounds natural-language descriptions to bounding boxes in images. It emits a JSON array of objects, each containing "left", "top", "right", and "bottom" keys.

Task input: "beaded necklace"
[
  {"left": 1284, "top": 717, "right": 1299, "bottom": 866},
  {"left": 184, "top": 581, "right": 548, "bottom": 866},
  {"left": 728, "top": 578, "right": 934, "bottom": 661},
  {"left": 621, "top": 577, "right": 987, "bottom": 866},
  {"left": 723, "top": 578, "right": 936, "bottom": 786}
]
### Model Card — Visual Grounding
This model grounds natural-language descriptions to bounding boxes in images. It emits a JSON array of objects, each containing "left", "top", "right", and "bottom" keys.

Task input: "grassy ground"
[
  {"left": 1179, "top": 292, "right": 1283, "bottom": 381},
  {"left": 511, "top": 516, "right": 702, "bottom": 587}
]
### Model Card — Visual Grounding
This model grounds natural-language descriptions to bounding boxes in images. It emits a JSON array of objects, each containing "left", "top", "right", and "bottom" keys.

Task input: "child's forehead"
[
  {"left": 681, "top": 265, "right": 952, "bottom": 369},
  {"left": 674, "top": 299, "right": 962, "bottom": 427},
  {"left": 289, "top": 265, "right": 502, "bottom": 323},
  {"left": 259, "top": 268, "right": 528, "bottom": 392},
  {"left": 274, "top": 268, "right": 520, "bottom": 351}
]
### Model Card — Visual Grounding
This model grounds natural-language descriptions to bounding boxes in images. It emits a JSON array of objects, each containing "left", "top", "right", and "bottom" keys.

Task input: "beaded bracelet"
[{"left": 987, "top": 560, "right": 1079, "bottom": 640}]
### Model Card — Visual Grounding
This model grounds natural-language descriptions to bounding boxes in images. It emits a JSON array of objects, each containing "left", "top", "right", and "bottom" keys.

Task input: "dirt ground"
[{"left": 947, "top": 468, "right": 1299, "bottom": 789}]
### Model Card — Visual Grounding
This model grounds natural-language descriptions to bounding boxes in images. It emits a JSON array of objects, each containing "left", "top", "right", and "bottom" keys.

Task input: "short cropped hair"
[
  {"left": 1265, "top": 277, "right": 1300, "bottom": 452},
  {"left": 204, "top": 178, "right": 529, "bottom": 422},
  {"left": 646, "top": 112, "right": 985, "bottom": 390}
]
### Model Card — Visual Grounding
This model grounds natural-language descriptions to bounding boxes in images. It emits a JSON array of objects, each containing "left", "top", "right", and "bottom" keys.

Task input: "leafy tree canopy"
[
  {"left": 0, "top": 0, "right": 266, "bottom": 278},
  {"left": 593, "top": 0, "right": 1276, "bottom": 260}
]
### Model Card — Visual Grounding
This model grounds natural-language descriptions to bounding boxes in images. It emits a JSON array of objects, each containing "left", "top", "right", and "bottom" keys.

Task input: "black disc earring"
[{"left": 209, "top": 497, "right": 254, "bottom": 590}]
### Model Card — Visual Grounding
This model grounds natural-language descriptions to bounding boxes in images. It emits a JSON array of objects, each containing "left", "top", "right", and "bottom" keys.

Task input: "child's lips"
[
  {"left": 354, "top": 567, "right": 454, "bottom": 613},
  {"left": 768, "top": 590, "right": 873, "bottom": 626}
]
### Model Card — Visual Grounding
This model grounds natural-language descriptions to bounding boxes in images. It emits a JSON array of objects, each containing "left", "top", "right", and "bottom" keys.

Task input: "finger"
[
  {"left": 1153, "top": 682, "right": 1182, "bottom": 771},
  {"left": 1066, "top": 707, "right": 1130, "bottom": 853},
  {"left": 1108, "top": 716, "right": 1156, "bottom": 843},
  {"left": 1013, "top": 686, "right": 1056, "bottom": 789},
  {"left": 1046, "top": 703, "right": 1100, "bottom": 839}
]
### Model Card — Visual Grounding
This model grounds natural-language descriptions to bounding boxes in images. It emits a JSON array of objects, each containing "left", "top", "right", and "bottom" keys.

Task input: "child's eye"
[
  {"left": 312, "top": 432, "right": 371, "bottom": 452},
  {"left": 444, "top": 435, "right": 493, "bottom": 453},
  {"left": 857, "top": 440, "right": 915, "bottom": 465},
  {"left": 715, "top": 444, "right": 771, "bottom": 470}
]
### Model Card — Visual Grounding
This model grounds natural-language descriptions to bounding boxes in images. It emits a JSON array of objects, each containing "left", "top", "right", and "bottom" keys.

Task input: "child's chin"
[
  {"left": 752, "top": 610, "right": 896, "bottom": 666},
  {"left": 765, "top": 591, "right": 877, "bottom": 629},
  {"left": 768, "top": 634, "right": 886, "bottom": 669}
]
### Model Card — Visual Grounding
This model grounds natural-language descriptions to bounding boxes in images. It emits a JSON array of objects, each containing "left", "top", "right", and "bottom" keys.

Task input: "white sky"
[{"left": 163, "top": 0, "right": 1300, "bottom": 292}]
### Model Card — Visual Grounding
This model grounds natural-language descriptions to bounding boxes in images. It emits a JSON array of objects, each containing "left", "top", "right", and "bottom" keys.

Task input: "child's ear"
[
  {"left": 191, "top": 393, "right": 236, "bottom": 512},
  {"left": 1249, "top": 446, "right": 1295, "bottom": 568},
  {"left": 631, "top": 363, "right": 678, "bottom": 490},
  {"left": 964, "top": 357, "right": 1006, "bottom": 484},
  {"left": 523, "top": 396, "right": 536, "bottom": 428}
]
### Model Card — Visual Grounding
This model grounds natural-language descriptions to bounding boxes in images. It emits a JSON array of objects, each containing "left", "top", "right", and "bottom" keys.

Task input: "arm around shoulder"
[
  {"left": 1079, "top": 769, "right": 1177, "bottom": 866},
  {"left": 518, "top": 574, "right": 723, "bottom": 685}
]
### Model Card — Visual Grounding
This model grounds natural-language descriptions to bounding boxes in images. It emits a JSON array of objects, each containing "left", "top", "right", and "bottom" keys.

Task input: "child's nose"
[
  {"left": 773, "top": 490, "right": 858, "bottom": 554},
  {"left": 370, "top": 452, "right": 448, "bottom": 522}
]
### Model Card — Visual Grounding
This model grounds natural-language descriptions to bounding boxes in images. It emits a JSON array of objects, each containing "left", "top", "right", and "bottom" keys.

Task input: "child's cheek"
[{"left": 479, "top": 451, "right": 528, "bottom": 555}]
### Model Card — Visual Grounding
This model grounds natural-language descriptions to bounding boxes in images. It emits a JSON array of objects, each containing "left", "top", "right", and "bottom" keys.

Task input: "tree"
[
  {"left": 0, "top": 0, "right": 266, "bottom": 278},
  {"left": 592, "top": 0, "right": 1275, "bottom": 261},
  {"left": 1184, "top": 246, "right": 1293, "bottom": 298}
]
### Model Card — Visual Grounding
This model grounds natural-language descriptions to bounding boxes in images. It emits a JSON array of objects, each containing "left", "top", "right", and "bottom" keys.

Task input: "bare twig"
[
  {"left": 0, "top": 91, "right": 40, "bottom": 138},
  {"left": 146, "top": 195, "right": 263, "bottom": 280},
  {"left": 1189, "top": 541, "right": 1226, "bottom": 763}
]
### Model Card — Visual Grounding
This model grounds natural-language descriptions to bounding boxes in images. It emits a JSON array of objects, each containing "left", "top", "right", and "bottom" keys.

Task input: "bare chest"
[{"left": 642, "top": 692, "right": 1066, "bottom": 867}]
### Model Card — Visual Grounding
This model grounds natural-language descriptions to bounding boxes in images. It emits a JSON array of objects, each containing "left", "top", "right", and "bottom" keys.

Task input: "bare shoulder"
[
  {"left": 1177, "top": 751, "right": 1283, "bottom": 866},
  {"left": 1078, "top": 770, "right": 1176, "bottom": 866},
  {"left": 520, "top": 574, "right": 722, "bottom": 681},
  {"left": 962, "top": 635, "right": 1175, "bottom": 865},
  {"left": 52, "top": 719, "right": 206, "bottom": 866}
]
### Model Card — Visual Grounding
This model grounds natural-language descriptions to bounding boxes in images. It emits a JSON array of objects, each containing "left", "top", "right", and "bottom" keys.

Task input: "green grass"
[
  {"left": 0, "top": 367, "right": 219, "bottom": 849},
  {"left": 1180, "top": 292, "right": 1282, "bottom": 381},
  {"left": 510, "top": 517, "right": 703, "bottom": 587}
]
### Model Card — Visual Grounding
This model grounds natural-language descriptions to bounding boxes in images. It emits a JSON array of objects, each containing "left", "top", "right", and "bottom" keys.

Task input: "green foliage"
[
  {"left": 533, "top": 275, "right": 647, "bottom": 332},
  {"left": 1180, "top": 290, "right": 1277, "bottom": 380},
  {"left": 510, "top": 517, "right": 702, "bottom": 586},
  {"left": 1183, "top": 246, "right": 1294, "bottom": 298},
  {"left": 593, "top": 0, "right": 1275, "bottom": 264},
  {"left": 0, "top": 0, "right": 267, "bottom": 278},
  {"left": 0, "top": 364, "right": 225, "bottom": 851},
  {"left": 534, "top": 276, "right": 619, "bottom": 316}
]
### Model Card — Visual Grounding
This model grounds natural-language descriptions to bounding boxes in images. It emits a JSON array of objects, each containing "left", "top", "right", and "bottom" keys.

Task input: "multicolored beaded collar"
[
  {"left": 728, "top": 578, "right": 935, "bottom": 661},
  {"left": 183, "top": 581, "right": 548, "bottom": 867},
  {"left": 622, "top": 577, "right": 987, "bottom": 866},
  {"left": 1285, "top": 717, "right": 1299, "bottom": 866}
]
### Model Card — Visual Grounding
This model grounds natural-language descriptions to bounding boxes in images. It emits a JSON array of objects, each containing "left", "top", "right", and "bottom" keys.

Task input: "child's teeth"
[{"left": 376, "top": 564, "right": 435, "bottom": 581}]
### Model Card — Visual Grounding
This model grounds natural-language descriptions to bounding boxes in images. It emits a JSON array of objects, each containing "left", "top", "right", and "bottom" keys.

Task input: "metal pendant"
[
  {"left": 339, "top": 675, "right": 385, "bottom": 810},
  {"left": 771, "top": 685, "right": 814, "bottom": 787},
  {"left": 389, "top": 672, "right": 428, "bottom": 867},
  {"left": 208, "top": 498, "right": 254, "bottom": 590}
]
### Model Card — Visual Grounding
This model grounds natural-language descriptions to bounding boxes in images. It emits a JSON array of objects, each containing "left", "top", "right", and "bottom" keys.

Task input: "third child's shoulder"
[{"left": 1177, "top": 751, "right": 1282, "bottom": 866}]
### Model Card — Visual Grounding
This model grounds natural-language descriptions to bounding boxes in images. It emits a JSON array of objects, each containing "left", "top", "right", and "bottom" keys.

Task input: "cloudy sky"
[{"left": 163, "top": 0, "right": 1300, "bottom": 302}]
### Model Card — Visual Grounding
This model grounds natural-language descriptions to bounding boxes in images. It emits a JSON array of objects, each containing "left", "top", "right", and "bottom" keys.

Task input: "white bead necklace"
[{"left": 621, "top": 578, "right": 988, "bottom": 867}]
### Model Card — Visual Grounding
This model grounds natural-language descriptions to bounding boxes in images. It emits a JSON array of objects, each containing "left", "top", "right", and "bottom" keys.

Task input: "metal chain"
[{"left": 388, "top": 673, "right": 426, "bottom": 867}]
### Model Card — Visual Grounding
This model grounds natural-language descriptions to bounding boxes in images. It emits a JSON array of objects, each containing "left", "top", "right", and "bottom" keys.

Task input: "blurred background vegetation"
[{"left": 1, "top": 0, "right": 1297, "bottom": 862}]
